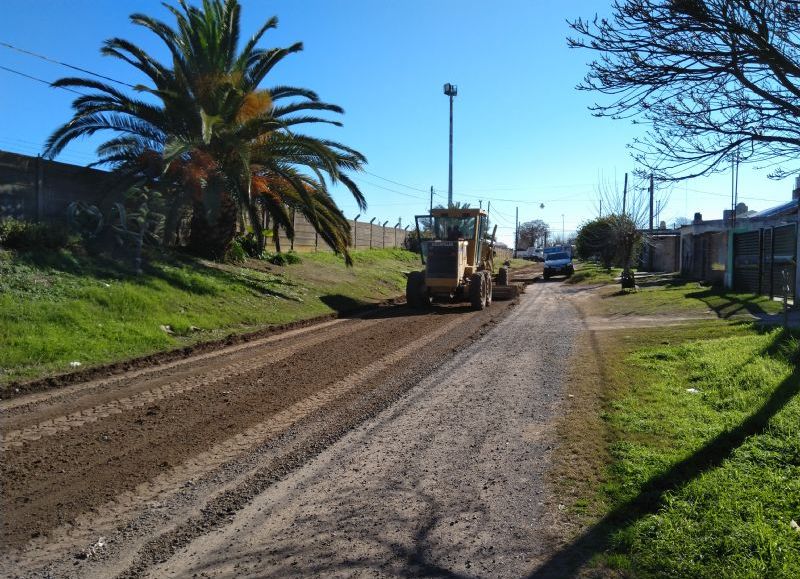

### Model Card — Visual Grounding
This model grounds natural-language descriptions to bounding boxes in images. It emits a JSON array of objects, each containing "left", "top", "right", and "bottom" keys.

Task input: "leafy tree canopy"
[{"left": 517, "top": 219, "right": 549, "bottom": 250}]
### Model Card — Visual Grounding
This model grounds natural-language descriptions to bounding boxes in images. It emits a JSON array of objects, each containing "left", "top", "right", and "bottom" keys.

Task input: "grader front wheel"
[
  {"left": 406, "top": 271, "right": 428, "bottom": 309},
  {"left": 470, "top": 273, "right": 486, "bottom": 311}
]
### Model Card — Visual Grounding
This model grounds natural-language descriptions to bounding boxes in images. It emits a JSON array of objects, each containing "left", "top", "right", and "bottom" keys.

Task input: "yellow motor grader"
[{"left": 406, "top": 208, "right": 516, "bottom": 310}]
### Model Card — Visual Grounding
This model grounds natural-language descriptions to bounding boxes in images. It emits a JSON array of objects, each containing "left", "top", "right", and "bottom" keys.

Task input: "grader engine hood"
[{"left": 424, "top": 240, "right": 467, "bottom": 289}]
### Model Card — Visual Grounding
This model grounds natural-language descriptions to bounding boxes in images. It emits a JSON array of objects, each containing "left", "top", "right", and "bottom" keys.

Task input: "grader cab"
[{"left": 406, "top": 208, "right": 515, "bottom": 310}]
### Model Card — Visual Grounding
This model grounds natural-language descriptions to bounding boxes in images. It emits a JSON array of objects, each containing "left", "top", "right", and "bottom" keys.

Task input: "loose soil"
[{"left": 2, "top": 267, "right": 588, "bottom": 578}]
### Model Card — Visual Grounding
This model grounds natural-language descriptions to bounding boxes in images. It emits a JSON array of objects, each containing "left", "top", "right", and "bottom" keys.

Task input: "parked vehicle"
[{"left": 543, "top": 251, "right": 574, "bottom": 280}]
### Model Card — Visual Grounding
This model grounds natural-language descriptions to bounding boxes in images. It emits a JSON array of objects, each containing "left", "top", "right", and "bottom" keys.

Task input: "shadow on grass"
[
  {"left": 12, "top": 248, "right": 304, "bottom": 301},
  {"left": 528, "top": 331, "right": 800, "bottom": 578},
  {"left": 687, "top": 288, "right": 772, "bottom": 318},
  {"left": 319, "top": 294, "right": 370, "bottom": 315}
]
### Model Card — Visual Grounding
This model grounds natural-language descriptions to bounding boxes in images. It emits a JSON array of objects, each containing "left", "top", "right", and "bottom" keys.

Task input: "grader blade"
[{"left": 491, "top": 282, "right": 524, "bottom": 300}]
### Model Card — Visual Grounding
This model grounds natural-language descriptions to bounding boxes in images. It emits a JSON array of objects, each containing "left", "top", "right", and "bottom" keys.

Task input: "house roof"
[{"left": 749, "top": 198, "right": 798, "bottom": 219}]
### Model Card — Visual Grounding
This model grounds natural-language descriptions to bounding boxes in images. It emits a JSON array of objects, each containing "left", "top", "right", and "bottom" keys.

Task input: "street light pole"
[{"left": 443, "top": 83, "right": 458, "bottom": 207}]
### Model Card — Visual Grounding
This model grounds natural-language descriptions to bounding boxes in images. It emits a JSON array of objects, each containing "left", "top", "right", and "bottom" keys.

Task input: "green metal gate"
[
  {"left": 735, "top": 224, "right": 796, "bottom": 298},
  {"left": 771, "top": 224, "right": 796, "bottom": 299},
  {"left": 733, "top": 230, "right": 760, "bottom": 293}
]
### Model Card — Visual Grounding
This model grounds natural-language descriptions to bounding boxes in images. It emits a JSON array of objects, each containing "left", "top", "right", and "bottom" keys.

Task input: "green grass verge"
[
  {"left": 599, "top": 326, "right": 800, "bottom": 577},
  {"left": 0, "top": 247, "right": 419, "bottom": 387},
  {"left": 591, "top": 279, "right": 783, "bottom": 319},
  {"left": 566, "top": 261, "right": 623, "bottom": 285}
]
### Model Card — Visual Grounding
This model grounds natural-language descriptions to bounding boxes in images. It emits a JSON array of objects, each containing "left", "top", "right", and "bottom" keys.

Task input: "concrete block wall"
[
  {"left": 0, "top": 149, "right": 411, "bottom": 254},
  {"left": 0, "top": 150, "right": 112, "bottom": 222}
]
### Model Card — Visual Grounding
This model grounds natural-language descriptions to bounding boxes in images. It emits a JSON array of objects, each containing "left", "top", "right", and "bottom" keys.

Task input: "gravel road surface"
[
  {"left": 1, "top": 279, "right": 582, "bottom": 578},
  {"left": 150, "top": 281, "right": 582, "bottom": 578}
]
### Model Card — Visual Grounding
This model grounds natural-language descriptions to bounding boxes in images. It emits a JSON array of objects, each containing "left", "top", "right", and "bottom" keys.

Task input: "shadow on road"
[{"left": 180, "top": 488, "right": 473, "bottom": 578}]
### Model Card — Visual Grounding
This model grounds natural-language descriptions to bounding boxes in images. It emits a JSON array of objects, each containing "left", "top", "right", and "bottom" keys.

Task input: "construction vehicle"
[{"left": 406, "top": 208, "right": 518, "bottom": 310}]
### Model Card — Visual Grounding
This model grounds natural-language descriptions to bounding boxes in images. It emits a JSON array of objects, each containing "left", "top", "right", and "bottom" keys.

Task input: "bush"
[
  {"left": 225, "top": 239, "right": 247, "bottom": 263},
  {"left": 0, "top": 218, "right": 72, "bottom": 250},
  {"left": 265, "top": 251, "right": 302, "bottom": 266},
  {"left": 235, "top": 232, "right": 262, "bottom": 258}
]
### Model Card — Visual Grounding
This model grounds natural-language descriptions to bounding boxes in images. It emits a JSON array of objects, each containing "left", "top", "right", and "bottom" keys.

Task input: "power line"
[
  {"left": 0, "top": 64, "right": 86, "bottom": 95},
  {"left": 682, "top": 186, "right": 785, "bottom": 203},
  {"left": 350, "top": 176, "right": 428, "bottom": 200},
  {"left": 362, "top": 170, "right": 430, "bottom": 193},
  {"left": 0, "top": 40, "right": 136, "bottom": 88}
]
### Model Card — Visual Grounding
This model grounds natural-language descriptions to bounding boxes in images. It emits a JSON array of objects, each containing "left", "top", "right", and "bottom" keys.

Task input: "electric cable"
[{"left": 0, "top": 41, "right": 136, "bottom": 88}]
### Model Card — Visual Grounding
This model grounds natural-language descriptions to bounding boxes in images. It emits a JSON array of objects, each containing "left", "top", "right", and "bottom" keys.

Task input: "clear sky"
[{"left": 1, "top": 0, "right": 796, "bottom": 247}]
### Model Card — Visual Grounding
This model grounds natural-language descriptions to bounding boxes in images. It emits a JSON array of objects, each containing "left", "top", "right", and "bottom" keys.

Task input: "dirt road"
[{"left": 1, "top": 279, "right": 582, "bottom": 578}]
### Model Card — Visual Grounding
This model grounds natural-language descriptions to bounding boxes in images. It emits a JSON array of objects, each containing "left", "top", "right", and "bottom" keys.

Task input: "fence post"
[
  {"left": 795, "top": 219, "right": 800, "bottom": 302},
  {"left": 770, "top": 227, "right": 776, "bottom": 299},
  {"left": 353, "top": 214, "right": 360, "bottom": 250},
  {"left": 382, "top": 220, "right": 388, "bottom": 248},
  {"left": 35, "top": 155, "right": 44, "bottom": 221},
  {"left": 369, "top": 217, "right": 376, "bottom": 249},
  {"left": 290, "top": 209, "right": 295, "bottom": 251}
]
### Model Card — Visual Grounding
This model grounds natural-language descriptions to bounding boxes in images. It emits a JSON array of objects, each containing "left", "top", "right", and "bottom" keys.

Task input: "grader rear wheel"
[{"left": 497, "top": 266, "right": 509, "bottom": 286}]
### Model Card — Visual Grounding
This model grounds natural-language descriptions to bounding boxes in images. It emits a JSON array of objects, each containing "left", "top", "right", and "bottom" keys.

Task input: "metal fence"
[{"left": 733, "top": 224, "right": 796, "bottom": 299}]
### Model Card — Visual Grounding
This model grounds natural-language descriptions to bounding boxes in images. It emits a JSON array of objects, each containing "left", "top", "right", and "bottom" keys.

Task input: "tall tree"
[
  {"left": 569, "top": 0, "right": 800, "bottom": 180},
  {"left": 517, "top": 219, "right": 549, "bottom": 250},
  {"left": 45, "top": 0, "right": 366, "bottom": 260}
]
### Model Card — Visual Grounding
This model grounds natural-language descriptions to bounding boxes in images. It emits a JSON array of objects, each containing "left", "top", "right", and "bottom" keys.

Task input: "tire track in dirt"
[
  {"left": 1, "top": 301, "right": 514, "bottom": 559},
  {"left": 3, "top": 311, "right": 475, "bottom": 578},
  {"left": 1, "top": 318, "right": 348, "bottom": 416},
  {"left": 143, "top": 282, "right": 574, "bottom": 579},
  {"left": 1, "top": 319, "right": 383, "bottom": 450}
]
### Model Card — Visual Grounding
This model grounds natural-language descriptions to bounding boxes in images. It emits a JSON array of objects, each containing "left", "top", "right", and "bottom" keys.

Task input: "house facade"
[{"left": 679, "top": 187, "right": 799, "bottom": 301}]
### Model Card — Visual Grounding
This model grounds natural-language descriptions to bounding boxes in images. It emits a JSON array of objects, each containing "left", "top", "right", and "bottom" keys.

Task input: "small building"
[
  {"left": 639, "top": 228, "right": 681, "bottom": 272},
  {"left": 679, "top": 184, "right": 798, "bottom": 300}
]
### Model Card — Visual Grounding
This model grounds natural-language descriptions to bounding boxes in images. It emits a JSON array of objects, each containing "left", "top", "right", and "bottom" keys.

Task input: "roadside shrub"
[
  {"left": 265, "top": 251, "right": 302, "bottom": 266},
  {"left": 235, "top": 232, "right": 262, "bottom": 258},
  {"left": 225, "top": 239, "right": 247, "bottom": 263},
  {"left": 0, "top": 218, "right": 72, "bottom": 250}
]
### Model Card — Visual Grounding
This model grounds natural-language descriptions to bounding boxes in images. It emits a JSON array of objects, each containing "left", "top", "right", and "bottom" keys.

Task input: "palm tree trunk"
[
  {"left": 189, "top": 195, "right": 238, "bottom": 259},
  {"left": 273, "top": 223, "right": 281, "bottom": 253}
]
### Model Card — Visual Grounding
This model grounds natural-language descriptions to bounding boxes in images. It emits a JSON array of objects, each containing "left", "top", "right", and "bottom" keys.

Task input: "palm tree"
[{"left": 45, "top": 0, "right": 366, "bottom": 260}]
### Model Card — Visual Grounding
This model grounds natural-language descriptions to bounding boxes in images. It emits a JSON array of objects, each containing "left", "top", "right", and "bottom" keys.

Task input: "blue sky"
[{"left": 1, "top": 0, "right": 795, "bottom": 246}]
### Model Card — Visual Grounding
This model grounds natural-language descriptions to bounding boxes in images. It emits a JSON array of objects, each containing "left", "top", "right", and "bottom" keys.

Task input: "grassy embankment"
[
  {"left": 552, "top": 262, "right": 799, "bottom": 577},
  {"left": 0, "top": 248, "right": 422, "bottom": 387}
]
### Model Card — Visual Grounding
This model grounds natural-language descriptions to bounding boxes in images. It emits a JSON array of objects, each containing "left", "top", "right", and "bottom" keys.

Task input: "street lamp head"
[{"left": 443, "top": 83, "right": 458, "bottom": 97}]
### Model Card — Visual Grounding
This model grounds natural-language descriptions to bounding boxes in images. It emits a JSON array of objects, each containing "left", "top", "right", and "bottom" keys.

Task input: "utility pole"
[
  {"left": 562, "top": 214, "right": 565, "bottom": 243},
  {"left": 649, "top": 173, "right": 654, "bottom": 271},
  {"left": 514, "top": 206, "right": 519, "bottom": 257},
  {"left": 649, "top": 173, "right": 654, "bottom": 232},
  {"left": 430, "top": 186, "right": 434, "bottom": 214},
  {"left": 622, "top": 172, "right": 628, "bottom": 216},
  {"left": 443, "top": 83, "right": 458, "bottom": 206}
]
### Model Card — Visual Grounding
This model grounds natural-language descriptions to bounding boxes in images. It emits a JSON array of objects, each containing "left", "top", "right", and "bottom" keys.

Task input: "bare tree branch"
[{"left": 569, "top": 0, "right": 800, "bottom": 180}]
